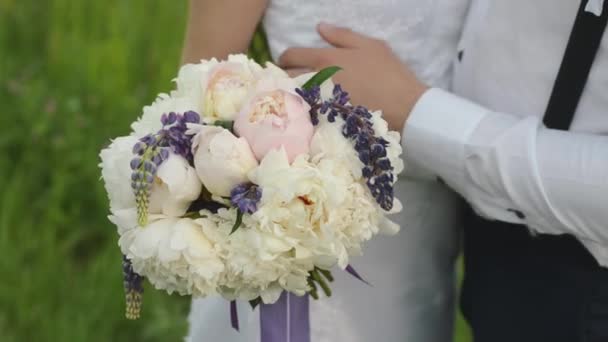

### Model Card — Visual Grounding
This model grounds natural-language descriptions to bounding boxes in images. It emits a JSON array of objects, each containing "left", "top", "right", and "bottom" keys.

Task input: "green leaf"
[
  {"left": 230, "top": 209, "right": 244, "bottom": 235},
  {"left": 301, "top": 66, "right": 342, "bottom": 90},
  {"left": 213, "top": 120, "right": 234, "bottom": 131},
  {"left": 249, "top": 297, "right": 262, "bottom": 310}
]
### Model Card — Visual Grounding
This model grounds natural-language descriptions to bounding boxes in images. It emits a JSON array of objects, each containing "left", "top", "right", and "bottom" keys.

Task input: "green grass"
[{"left": 0, "top": 1, "right": 470, "bottom": 341}]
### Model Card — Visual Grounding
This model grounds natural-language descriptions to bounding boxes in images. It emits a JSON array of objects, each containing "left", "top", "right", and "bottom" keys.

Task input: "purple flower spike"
[
  {"left": 130, "top": 157, "right": 142, "bottom": 170},
  {"left": 143, "top": 161, "right": 156, "bottom": 173},
  {"left": 230, "top": 183, "right": 262, "bottom": 214},
  {"left": 159, "top": 147, "right": 169, "bottom": 160},
  {"left": 359, "top": 150, "right": 372, "bottom": 164},
  {"left": 370, "top": 144, "right": 386, "bottom": 158},
  {"left": 140, "top": 134, "right": 157, "bottom": 146},
  {"left": 183, "top": 110, "right": 200, "bottom": 123},
  {"left": 122, "top": 255, "right": 144, "bottom": 320},
  {"left": 332, "top": 84, "right": 350, "bottom": 105},
  {"left": 376, "top": 158, "right": 391, "bottom": 171},
  {"left": 362, "top": 166, "right": 373, "bottom": 178},
  {"left": 151, "top": 154, "right": 162, "bottom": 165},
  {"left": 131, "top": 110, "right": 201, "bottom": 226},
  {"left": 167, "top": 112, "right": 177, "bottom": 125},
  {"left": 296, "top": 84, "right": 396, "bottom": 211},
  {"left": 132, "top": 142, "right": 146, "bottom": 155}
]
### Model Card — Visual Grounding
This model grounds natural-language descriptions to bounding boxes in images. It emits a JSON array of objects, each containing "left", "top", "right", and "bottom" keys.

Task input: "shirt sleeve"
[{"left": 402, "top": 88, "right": 608, "bottom": 247}]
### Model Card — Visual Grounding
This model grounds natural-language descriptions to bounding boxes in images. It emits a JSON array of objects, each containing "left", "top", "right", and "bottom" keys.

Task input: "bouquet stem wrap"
[{"left": 260, "top": 292, "right": 310, "bottom": 342}]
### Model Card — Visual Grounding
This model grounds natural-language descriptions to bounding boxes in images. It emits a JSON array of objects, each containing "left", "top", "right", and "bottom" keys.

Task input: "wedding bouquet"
[{"left": 100, "top": 54, "right": 403, "bottom": 339}]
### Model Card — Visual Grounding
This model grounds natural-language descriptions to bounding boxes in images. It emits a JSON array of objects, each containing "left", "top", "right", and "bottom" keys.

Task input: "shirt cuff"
[{"left": 401, "top": 88, "right": 489, "bottom": 193}]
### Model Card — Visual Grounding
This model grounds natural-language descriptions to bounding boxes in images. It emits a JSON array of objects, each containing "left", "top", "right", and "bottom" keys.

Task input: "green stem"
[
  {"left": 311, "top": 269, "right": 332, "bottom": 297},
  {"left": 182, "top": 211, "right": 202, "bottom": 219},
  {"left": 317, "top": 268, "right": 334, "bottom": 282},
  {"left": 307, "top": 278, "right": 319, "bottom": 300}
]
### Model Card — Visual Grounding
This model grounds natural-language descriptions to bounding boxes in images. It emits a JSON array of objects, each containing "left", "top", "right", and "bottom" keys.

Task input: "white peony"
[
  {"left": 175, "top": 55, "right": 265, "bottom": 123},
  {"left": 120, "top": 217, "right": 224, "bottom": 296},
  {"left": 173, "top": 61, "right": 218, "bottom": 106},
  {"left": 109, "top": 207, "right": 138, "bottom": 236},
  {"left": 248, "top": 149, "right": 345, "bottom": 274},
  {"left": 183, "top": 210, "right": 306, "bottom": 303},
  {"left": 310, "top": 116, "right": 364, "bottom": 179},
  {"left": 131, "top": 94, "right": 198, "bottom": 138},
  {"left": 148, "top": 153, "right": 202, "bottom": 217},
  {"left": 100, "top": 135, "right": 138, "bottom": 211},
  {"left": 261, "top": 61, "right": 290, "bottom": 79},
  {"left": 202, "top": 63, "right": 254, "bottom": 121},
  {"left": 188, "top": 124, "right": 258, "bottom": 197}
]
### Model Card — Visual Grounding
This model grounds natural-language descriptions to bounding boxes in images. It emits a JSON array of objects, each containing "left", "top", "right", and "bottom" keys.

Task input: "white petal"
[{"left": 260, "top": 284, "right": 283, "bottom": 304}]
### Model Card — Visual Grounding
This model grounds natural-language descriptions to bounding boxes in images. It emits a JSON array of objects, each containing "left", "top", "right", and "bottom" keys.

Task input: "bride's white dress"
[{"left": 187, "top": 1, "right": 470, "bottom": 341}]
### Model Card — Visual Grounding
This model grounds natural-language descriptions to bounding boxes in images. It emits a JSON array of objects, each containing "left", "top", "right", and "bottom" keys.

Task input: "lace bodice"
[{"left": 263, "top": 0, "right": 471, "bottom": 89}]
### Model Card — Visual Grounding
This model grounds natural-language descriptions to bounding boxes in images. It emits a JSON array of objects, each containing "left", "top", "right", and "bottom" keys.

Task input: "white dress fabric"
[{"left": 187, "top": 1, "right": 470, "bottom": 341}]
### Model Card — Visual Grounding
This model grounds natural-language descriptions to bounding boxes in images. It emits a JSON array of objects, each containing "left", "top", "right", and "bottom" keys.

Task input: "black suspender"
[{"left": 543, "top": 0, "right": 608, "bottom": 130}]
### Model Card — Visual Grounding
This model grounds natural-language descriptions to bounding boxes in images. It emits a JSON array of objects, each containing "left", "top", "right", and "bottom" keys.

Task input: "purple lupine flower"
[
  {"left": 296, "top": 86, "right": 321, "bottom": 125},
  {"left": 230, "top": 183, "right": 262, "bottom": 214},
  {"left": 183, "top": 110, "right": 200, "bottom": 123},
  {"left": 297, "top": 84, "right": 396, "bottom": 211},
  {"left": 130, "top": 111, "right": 201, "bottom": 225},
  {"left": 132, "top": 142, "right": 146, "bottom": 155},
  {"left": 332, "top": 84, "right": 350, "bottom": 105},
  {"left": 122, "top": 255, "right": 144, "bottom": 320}
]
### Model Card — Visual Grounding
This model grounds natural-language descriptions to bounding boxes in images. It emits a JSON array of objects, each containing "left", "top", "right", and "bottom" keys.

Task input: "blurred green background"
[{"left": 0, "top": 1, "right": 470, "bottom": 341}]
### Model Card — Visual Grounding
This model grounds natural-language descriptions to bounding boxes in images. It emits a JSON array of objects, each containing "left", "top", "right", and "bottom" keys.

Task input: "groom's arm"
[
  {"left": 405, "top": 89, "right": 608, "bottom": 246},
  {"left": 280, "top": 23, "right": 608, "bottom": 251},
  {"left": 181, "top": 0, "right": 268, "bottom": 65}
]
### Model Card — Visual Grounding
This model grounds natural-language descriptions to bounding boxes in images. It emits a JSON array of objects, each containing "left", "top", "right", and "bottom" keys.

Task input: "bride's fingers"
[
  {"left": 285, "top": 68, "right": 313, "bottom": 77},
  {"left": 278, "top": 47, "right": 329, "bottom": 69},
  {"left": 317, "top": 22, "right": 368, "bottom": 48}
]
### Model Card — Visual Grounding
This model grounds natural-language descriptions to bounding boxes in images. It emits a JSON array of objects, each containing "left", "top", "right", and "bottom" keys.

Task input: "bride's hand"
[{"left": 279, "top": 22, "right": 428, "bottom": 132}]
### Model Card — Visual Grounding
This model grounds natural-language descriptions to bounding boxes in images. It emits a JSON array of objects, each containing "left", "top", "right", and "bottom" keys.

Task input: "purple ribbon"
[
  {"left": 260, "top": 292, "right": 310, "bottom": 342},
  {"left": 345, "top": 264, "right": 371, "bottom": 285},
  {"left": 228, "top": 265, "right": 367, "bottom": 341},
  {"left": 230, "top": 300, "right": 239, "bottom": 331}
]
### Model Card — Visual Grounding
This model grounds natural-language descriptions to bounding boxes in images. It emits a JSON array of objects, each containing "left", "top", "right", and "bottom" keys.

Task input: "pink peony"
[{"left": 233, "top": 79, "right": 314, "bottom": 163}]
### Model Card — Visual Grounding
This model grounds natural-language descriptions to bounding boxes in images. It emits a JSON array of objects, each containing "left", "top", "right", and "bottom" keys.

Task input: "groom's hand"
[{"left": 279, "top": 22, "right": 428, "bottom": 132}]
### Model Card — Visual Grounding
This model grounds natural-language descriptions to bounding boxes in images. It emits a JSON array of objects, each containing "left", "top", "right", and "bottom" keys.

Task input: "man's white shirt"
[{"left": 403, "top": 0, "right": 608, "bottom": 265}]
